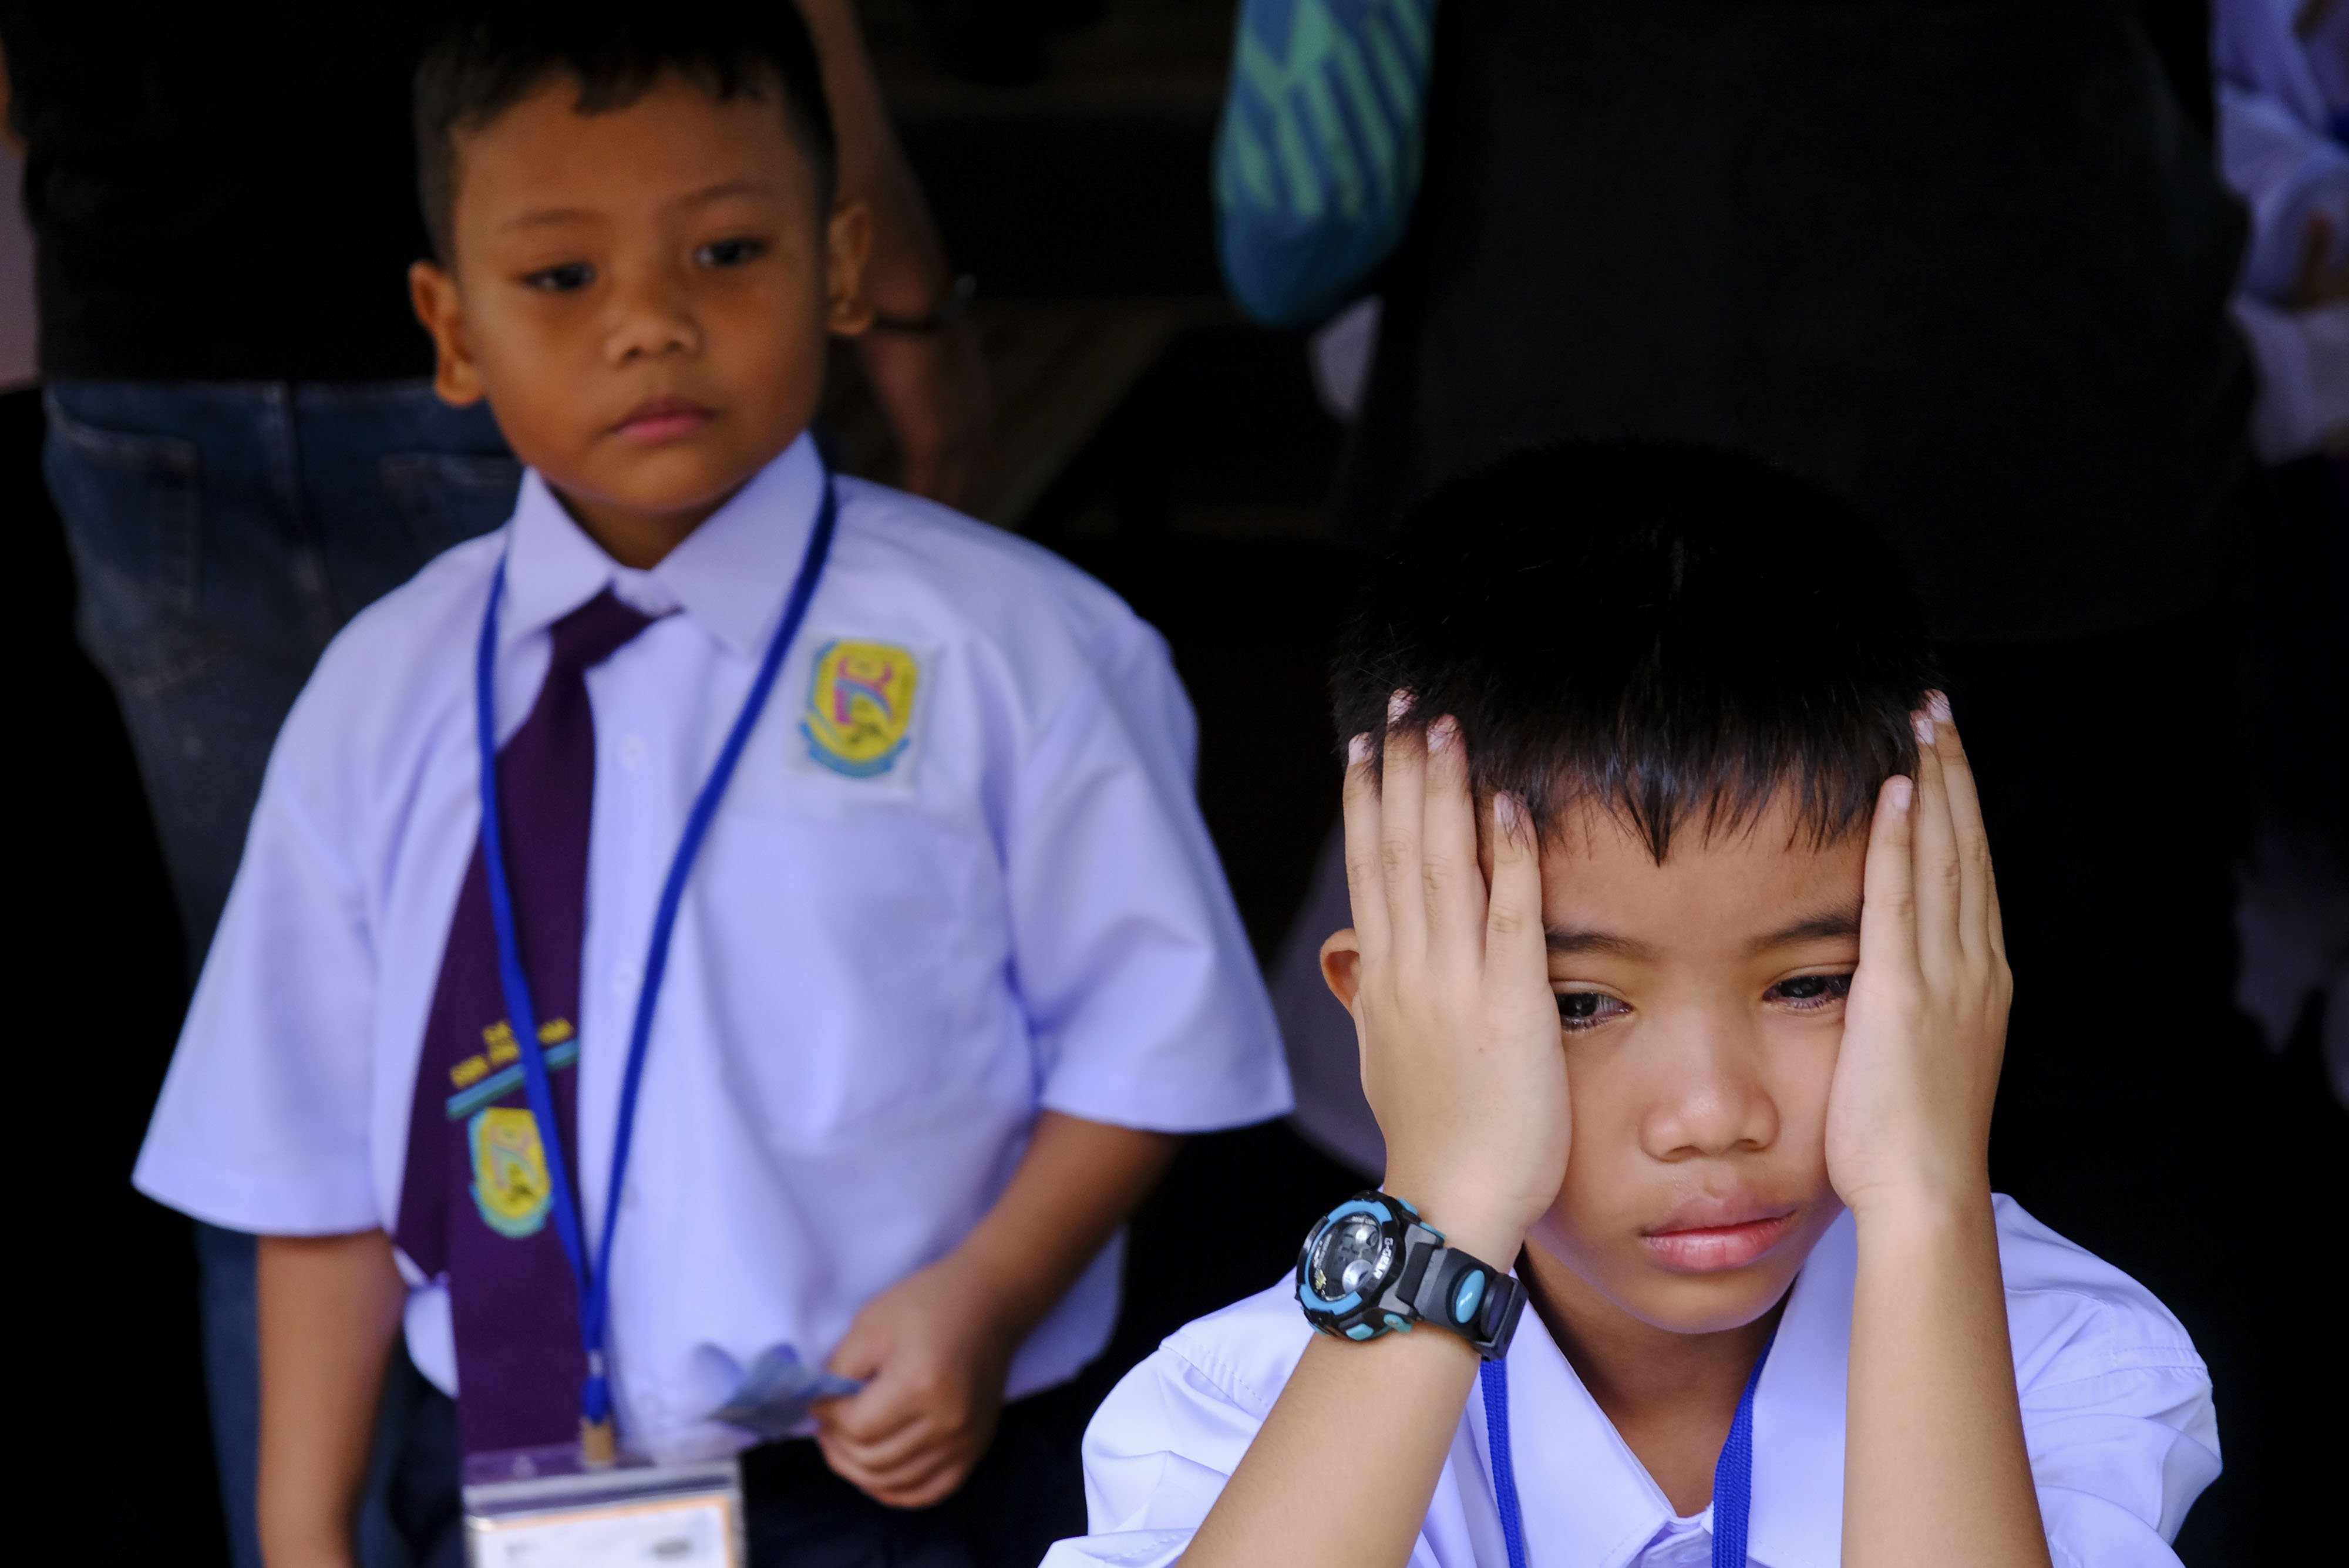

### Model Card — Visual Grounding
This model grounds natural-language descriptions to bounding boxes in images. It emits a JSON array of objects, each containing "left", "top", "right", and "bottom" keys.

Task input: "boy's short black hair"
[
  {"left": 1334, "top": 443, "right": 1937, "bottom": 861},
  {"left": 414, "top": 0, "right": 838, "bottom": 263}
]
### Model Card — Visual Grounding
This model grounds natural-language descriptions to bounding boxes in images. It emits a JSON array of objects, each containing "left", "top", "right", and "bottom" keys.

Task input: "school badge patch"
[
  {"left": 799, "top": 638, "right": 924, "bottom": 780},
  {"left": 468, "top": 1106, "right": 554, "bottom": 1239}
]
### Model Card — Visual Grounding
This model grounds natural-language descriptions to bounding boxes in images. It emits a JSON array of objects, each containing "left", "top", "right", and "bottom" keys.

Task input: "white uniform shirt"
[
  {"left": 133, "top": 435, "right": 1291, "bottom": 1458},
  {"left": 1046, "top": 1200, "right": 2217, "bottom": 1568}
]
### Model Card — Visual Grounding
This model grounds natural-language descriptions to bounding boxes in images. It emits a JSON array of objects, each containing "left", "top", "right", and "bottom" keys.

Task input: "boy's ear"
[
  {"left": 409, "top": 260, "right": 486, "bottom": 408},
  {"left": 1320, "top": 928, "right": 1364, "bottom": 1014},
  {"left": 823, "top": 198, "right": 875, "bottom": 338}
]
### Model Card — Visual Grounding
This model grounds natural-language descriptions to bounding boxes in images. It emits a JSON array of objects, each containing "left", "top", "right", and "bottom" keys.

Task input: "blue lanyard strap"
[
  {"left": 1481, "top": 1331, "right": 1773, "bottom": 1568},
  {"left": 1481, "top": 1356, "right": 1529, "bottom": 1568},
  {"left": 473, "top": 473, "right": 840, "bottom": 1430}
]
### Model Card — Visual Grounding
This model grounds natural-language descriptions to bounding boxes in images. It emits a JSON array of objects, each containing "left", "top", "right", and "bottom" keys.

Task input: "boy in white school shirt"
[
  {"left": 1046, "top": 447, "right": 2218, "bottom": 1568},
  {"left": 130, "top": 5, "right": 1287, "bottom": 1566}
]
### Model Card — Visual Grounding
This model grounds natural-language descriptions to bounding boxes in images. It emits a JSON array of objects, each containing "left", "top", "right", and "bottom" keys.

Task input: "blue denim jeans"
[{"left": 47, "top": 381, "right": 520, "bottom": 1568}]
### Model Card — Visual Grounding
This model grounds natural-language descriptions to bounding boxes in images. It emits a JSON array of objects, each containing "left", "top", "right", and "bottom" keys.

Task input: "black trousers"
[
  {"left": 388, "top": 1375, "right": 1092, "bottom": 1568},
  {"left": 1941, "top": 613, "right": 2298, "bottom": 1565}
]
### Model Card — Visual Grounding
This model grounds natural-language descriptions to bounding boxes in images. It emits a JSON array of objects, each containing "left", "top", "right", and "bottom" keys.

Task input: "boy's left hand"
[
  {"left": 813, "top": 1252, "right": 1018, "bottom": 1508},
  {"left": 1826, "top": 695, "right": 2014, "bottom": 1222}
]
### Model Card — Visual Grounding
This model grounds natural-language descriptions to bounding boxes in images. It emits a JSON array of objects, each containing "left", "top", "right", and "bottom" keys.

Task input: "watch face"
[{"left": 1310, "top": 1212, "right": 1393, "bottom": 1301}]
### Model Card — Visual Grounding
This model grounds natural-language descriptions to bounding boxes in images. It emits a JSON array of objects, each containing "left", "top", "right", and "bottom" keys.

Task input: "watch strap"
[{"left": 1400, "top": 1240, "right": 1526, "bottom": 1360}]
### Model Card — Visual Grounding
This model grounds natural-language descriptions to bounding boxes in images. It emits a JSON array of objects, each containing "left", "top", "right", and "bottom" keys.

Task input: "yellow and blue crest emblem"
[
  {"left": 468, "top": 1105, "right": 554, "bottom": 1239},
  {"left": 801, "top": 639, "right": 921, "bottom": 779}
]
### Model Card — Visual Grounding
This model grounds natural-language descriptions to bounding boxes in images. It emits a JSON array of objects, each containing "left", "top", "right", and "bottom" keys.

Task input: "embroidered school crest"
[
  {"left": 468, "top": 1106, "right": 554, "bottom": 1239},
  {"left": 800, "top": 639, "right": 921, "bottom": 779}
]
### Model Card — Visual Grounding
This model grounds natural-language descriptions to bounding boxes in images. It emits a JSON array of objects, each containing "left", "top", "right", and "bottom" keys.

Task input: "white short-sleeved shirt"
[
  {"left": 1047, "top": 1199, "right": 2218, "bottom": 1568},
  {"left": 133, "top": 434, "right": 1291, "bottom": 1458}
]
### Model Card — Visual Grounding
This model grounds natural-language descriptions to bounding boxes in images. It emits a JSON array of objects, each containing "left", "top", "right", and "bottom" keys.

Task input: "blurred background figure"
[
  {"left": 1, "top": 5, "right": 983, "bottom": 1566},
  {"left": 1221, "top": 3, "right": 2335, "bottom": 1559},
  {"left": 2217, "top": 0, "right": 2348, "bottom": 464},
  {"left": 2215, "top": 0, "right": 2349, "bottom": 1122}
]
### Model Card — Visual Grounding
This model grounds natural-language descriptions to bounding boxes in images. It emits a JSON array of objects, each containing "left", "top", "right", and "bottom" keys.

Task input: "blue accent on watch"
[{"left": 1296, "top": 1190, "right": 1525, "bottom": 1359}]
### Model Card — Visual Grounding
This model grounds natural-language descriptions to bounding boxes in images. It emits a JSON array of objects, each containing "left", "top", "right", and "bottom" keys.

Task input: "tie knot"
[{"left": 548, "top": 590, "right": 658, "bottom": 677}]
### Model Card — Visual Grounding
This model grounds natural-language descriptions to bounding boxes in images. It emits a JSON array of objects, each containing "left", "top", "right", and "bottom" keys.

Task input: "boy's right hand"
[{"left": 1320, "top": 704, "right": 1568, "bottom": 1266}]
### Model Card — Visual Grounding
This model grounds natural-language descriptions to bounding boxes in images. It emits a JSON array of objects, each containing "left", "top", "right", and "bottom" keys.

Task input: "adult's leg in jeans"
[
  {"left": 46, "top": 380, "right": 514, "bottom": 1568},
  {"left": 1941, "top": 615, "right": 2278, "bottom": 1564},
  {"left": 294, "top": 382, "right": 523, "bottom": 623}
]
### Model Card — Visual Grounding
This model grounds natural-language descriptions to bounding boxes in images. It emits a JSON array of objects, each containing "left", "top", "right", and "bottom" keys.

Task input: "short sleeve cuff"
[
  {"left": 132, "top": 1142, "right": 383, "bottom": 1237},
  {"left": 1039, "top": 1056, "right": 1294, "bottom": 1135}
]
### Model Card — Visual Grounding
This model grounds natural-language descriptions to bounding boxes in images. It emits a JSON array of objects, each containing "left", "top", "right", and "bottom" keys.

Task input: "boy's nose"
[
  {"left": 1637, "top": 1025, "right": 1779, "bottom": 1160},
  {"left": 604, "top": 280, "right": 702, "bottom": 364}
]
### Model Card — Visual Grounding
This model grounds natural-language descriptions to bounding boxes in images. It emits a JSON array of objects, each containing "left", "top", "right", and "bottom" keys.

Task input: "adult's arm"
[
  {"left": 794, "top": 0, "right": 990, "bottom": 506},
  {"left": 1, "top": 35, "right": 22, "bottom": 155}
]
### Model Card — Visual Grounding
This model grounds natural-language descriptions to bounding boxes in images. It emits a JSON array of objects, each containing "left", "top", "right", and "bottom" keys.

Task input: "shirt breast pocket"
[{"left": 696, "top": 803, "right": 1021, "bottom": 1145}]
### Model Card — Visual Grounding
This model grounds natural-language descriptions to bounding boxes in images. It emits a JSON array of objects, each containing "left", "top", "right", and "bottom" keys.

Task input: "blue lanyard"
[
  {"left": 472, "top": 473, "right": 839, "bottom": 1434},
  {"left": 1480, "top": 1334, "right": 1772, "bottom": 1568}
]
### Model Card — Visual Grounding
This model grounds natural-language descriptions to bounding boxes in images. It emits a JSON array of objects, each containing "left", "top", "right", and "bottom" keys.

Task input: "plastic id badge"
[{"left": 463, "top": 1455, "right": 746, "bottom": 1568}]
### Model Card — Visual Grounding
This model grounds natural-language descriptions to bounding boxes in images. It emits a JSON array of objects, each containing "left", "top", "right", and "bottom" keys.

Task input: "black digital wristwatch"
[{"left": 1295, "top": 1190, "right": 1526, "bottom": 1359}]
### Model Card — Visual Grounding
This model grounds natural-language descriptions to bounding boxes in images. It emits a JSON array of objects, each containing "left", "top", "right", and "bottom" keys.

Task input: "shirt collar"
[
  {"left": 1484, "top": 1210, "right": 1856, "bottom": 1568},
  {"left": 1485, "top": 1299, "right": 1684, "bottom": 1568},
  {"left": 499, "top": 433, "right": 827, "bottom": 658}
]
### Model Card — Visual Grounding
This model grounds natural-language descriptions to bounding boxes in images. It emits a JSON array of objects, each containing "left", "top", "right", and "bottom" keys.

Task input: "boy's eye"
[
  {"left": 696, "top": 237, "right": 766, "bottom": 267},
  {"left": 525, "top": 262, "right": 594, "bottom": 294},
  {"left": 1766, "top": 973, "right": 1853, "bottom": 1009},
  {"left": 1555, "top": 991, "right": 1630, "bottom": 1031}
]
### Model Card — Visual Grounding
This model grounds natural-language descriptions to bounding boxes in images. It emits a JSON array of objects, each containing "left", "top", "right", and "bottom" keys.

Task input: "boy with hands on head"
[{"left": 1046, "top": 445, "right": 2216, "bottom": 1568}]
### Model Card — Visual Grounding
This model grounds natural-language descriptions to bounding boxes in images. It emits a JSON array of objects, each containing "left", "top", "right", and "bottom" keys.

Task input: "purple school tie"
[{"left": 396, "top": 588, "right": 656, "bottom": 1457}]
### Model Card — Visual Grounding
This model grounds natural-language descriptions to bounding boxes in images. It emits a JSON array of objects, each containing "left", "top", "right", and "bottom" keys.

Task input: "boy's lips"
[
  {"left": 611, "top": 396, "right": 716, "bottom": 443},
  {"left": 1640, "top": 1197, "right": 1800, "bottom": 1274}
]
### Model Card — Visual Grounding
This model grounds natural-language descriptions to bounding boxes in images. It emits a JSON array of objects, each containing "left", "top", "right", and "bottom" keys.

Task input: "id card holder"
[{"left": 463, "top": 1447, "right": 747, "bottom": 1568}]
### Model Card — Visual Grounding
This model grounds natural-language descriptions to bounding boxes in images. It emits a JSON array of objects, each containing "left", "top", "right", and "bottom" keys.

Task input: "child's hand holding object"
[{"left": 815, "top": 1251, "right": 1022, "bottom": 1508}]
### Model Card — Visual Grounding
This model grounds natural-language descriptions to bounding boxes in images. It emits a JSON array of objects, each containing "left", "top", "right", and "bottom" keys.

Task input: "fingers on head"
[
  {"left": 1379, "top": 692, "right": 1428, "bottom": 843},
  {"left": 1422, "top": 711, "right": 1469, "bottom": 798},
  {"left": 1341, "top": 732, "right": 1392, "bottom": 952},
  {"left": 1421, "top": 715, "right": 1485, "bottom": 939},
  {"left": 1862, "top": 773, "right": 1920, "bottom": 967},
  {"left": 1924, "top": 695, "right": 1998, "bottom": 943},
  {"left": 1377, "top": 692, "right": 1429, "bottom": 941},
  {"left": 1483, "top": 791, "right": 1546, "bottom": 958}
]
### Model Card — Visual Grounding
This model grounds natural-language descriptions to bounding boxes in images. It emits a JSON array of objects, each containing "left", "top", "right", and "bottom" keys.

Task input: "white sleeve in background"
[
  {"left": 130, "top": 721, "right": 383, "bottom": 1234},
  {"left": 2232, "top": 295, "right": 2349, "bottom": 460},
  {"left": 2218, "top": 83, "right": 2349, "bottom": 303},
  {"left": 1009, "top": 621, "right": 1292, "bottom": 1133}
]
